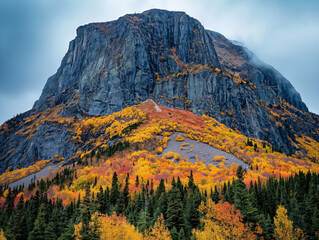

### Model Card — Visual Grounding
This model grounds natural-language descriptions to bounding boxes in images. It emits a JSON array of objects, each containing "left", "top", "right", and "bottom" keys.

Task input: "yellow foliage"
[
  {"left": 175, "top": 134, "right": 185, "bottom": 142},
  {"left": 274, "top": 206, "right": 305, "bottom": 240},
  {"left": 173, "top": 153, "right": 182, "bottom": 162},
  {"left": 296, "top": 135, "right": 319, "bottom": 162},
  {"left": 213, "top": 156, "right": 225, "bottom": 162},
  {"left": 163, "top": 152, "right": 175, "bottom": 159},
  {"left": 0, "top": 229, "right": 7, "bottom": 240},
  {"left": 0, "top": 159, "right": 51, "bottom": 185},
  {"left": 145, "top": 214, "right": 172, "bottom": 240},
  {"left": 156, "top": 147, "right": 163, "bottom": 154},
  {"left": 99, "top": 212, "right": 143, "bottom": 240}
]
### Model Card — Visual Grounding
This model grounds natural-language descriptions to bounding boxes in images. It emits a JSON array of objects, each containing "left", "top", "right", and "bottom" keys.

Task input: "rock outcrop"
[{"left": 1, "top": 9, "right": 318, "bottom": 173}]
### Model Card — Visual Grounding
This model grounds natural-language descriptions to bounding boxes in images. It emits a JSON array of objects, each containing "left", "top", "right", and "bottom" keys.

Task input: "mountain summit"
[{"left": 1, "top": 9, "right": 318, "bottom": 172}]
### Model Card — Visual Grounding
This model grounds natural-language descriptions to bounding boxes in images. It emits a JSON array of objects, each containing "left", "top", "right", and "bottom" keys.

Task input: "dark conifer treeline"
[{"left": 0, "top": 167, "right": 318, "bottom": 239}]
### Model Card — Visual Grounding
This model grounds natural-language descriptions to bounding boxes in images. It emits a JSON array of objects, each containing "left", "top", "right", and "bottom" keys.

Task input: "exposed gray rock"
[
  {"left": 0, "top": 118, "right": 77, "bottom": 174},
  {"left": 160, "top": 133, "right": 248, "bottom": 169},
  {"left": 1, "top": 9, "right": 318, "bottom": 174}
]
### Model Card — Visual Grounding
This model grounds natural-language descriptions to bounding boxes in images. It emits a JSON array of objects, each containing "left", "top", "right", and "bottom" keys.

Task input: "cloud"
[{"left": 0, "top": 0, "right": 319, "bottom": 124}]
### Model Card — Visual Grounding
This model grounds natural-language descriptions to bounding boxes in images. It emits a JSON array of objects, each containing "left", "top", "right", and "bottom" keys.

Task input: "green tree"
[
  {"left": 232, "top": 166, "right": 258, "bottom": 223},
  {"left": 188, "top": 170, "right": 195, "bottom": 191},
  {"left": 166, "top": 187, "right": 184, "bottom": 231},
  {"left": 45, "top": 222, "right": 57, "bottom": 240},
  {"left": 78, "top": 182, "right": 100, "bottom": 240},
  {"left": 110, "top": 172, "right": 120, "bottom": 206},
  {"left": 123, "top": 173, "right": 130, "bottom": 208},
  {"left": 28, "top": 203, "right": 47, "bottom": 240}
]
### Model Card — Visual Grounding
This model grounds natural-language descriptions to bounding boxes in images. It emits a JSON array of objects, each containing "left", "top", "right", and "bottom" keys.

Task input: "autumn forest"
[{"left": 0, "top": 100, "right": 318, "bottom": 239}]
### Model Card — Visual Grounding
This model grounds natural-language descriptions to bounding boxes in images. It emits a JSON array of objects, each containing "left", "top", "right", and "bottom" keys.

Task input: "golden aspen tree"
[
  {"left": 274, "top": 205, "right": 305, "bottom": 240},
  {"left": 146, "top": 214, "right": 172, "bottom": 240},
  {"left": 0, "top": 229, "right": 6, "bottom": 240}
]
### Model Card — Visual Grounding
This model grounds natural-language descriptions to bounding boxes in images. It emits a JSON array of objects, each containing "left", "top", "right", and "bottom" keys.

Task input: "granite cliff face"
[{"left": 1, "top": 9, "right": 318, "bottom": 173}]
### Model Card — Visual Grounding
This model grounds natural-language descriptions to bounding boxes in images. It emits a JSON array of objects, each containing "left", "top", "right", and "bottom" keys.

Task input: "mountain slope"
[
  {"left": 1, "top": 99, "right": 318, "bottom": 187},
  {"left": 0, "top": 9, "right": 319, "bottom": 173}
]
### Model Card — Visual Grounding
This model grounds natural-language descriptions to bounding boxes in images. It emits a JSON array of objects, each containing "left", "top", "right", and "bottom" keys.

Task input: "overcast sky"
[{"left": 1, "top": 0, "right": 319, "bottom": 124}]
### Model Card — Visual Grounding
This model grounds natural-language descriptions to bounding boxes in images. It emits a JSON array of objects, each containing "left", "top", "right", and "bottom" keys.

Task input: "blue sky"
[{"left": 0, "top": 0, "right": 319, "bottom": 124}]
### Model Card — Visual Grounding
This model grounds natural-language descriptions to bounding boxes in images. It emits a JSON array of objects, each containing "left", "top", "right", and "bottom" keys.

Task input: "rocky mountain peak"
[{"left": 1, "top": 9, "right": 318, "bottom": 173}]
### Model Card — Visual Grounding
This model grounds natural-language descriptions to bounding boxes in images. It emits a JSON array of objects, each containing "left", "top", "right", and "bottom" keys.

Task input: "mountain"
[
  {"left": 0, "top": 9, "right": 319, "bottom": 174},
  {"left": 1, "top": 9, "right": 319, "bottom": 238}
]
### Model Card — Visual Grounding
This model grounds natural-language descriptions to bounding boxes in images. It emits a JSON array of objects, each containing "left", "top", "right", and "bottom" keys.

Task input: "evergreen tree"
[
  {"left": 155, "top": 179, "right": 165, "bottom": 199},
  {"left": 123, "top": 173, "right": 130, "bottom": 208},
  {"left": 185, "top": 193, "right": 200, "bottom": 235},
  {"left": 28, "top": 203, "right": 47, "bottom": 240},
  {"left": 166, "top": 187, "right": 184, "bottom": 231},
  {"left": 170, "top": 227, "right": 178, "bottom": 240},
  {"left": 58, "top": 218, "right": 75, "bottom": 240},
  {"left": 110, "top": 172, "right": 120, "bottom": 206},
  {"left": 8, "top": 194, "right": 27, "bottom": 240},
  {"left": 232, "top": 166, "right": 258, "bottom": 223},
  {"left": 78, "top": 182, "right": 99, "bottom": 240},
  {"left": 258, "top": 214, "right": 273, "bottom": 240},
  {"left": 137, "top": 210, "right": 151, "bottom": 233},
  {"left": 178, "top": 228, "right": 186, "bottom": 240},
  {"left": 211, "top": 186, "right": 220, "bottom": 203},
  {"left": 45, "top": 222, "right": 57, "bottom": 240},
  {"left": 116, "top": 191, "right": 126, "bottom": 214},
  {"left": 97, "top": 186, "right": 105, "bottom": 213},
  {"left": 135, "top": 175, "right": 139, "bottom": 187},
  {"left": 188, "top": 171, "right": 195, "bottom": 191}
]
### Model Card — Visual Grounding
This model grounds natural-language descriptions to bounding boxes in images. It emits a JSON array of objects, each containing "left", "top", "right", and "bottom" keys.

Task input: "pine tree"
[
  {"left": 311, "top": 206, "right": 319, "bottom": 239},
  {"left": 137, "top": 210, "right": 151, "bottom": 233},
  {"left": 116, "top": 191, "right": 126, "bottom": 214},
  {"left": 211, "top": 186, "right": 220, "bottom": 203},
  {"left": 185, "top": 193, "right": 200, "bottom": 234},
  {"left": 9, "top": 194, "right": 27, "bottom": 240},
  {"left": 156, "top": 179, "right": 165, "bottom": 199},
  {"left": 170, "top": 227, "right": 178, "bottom": 240},
  {"left": 135, "top": 175, "right": 139, "bottom": 187},
  {"left": 166, "top": 187, "right": 184, "bottom": 231},
  {"left": 150, "top": 179, "right": 154, "bottom": 196},
  {"left": 178, "top": 228, "right": 185, "bottom": 240},
  {"left": 188, "top": 171, "right": 195, "bottom": 191},
  {"left": 155, "top": 193, "right": 168, "bottom": 220},
  {"left": 58, "top": 218, "right": 75, "bottom": 240},
  {"left": 45, "top": 222, "right": 57, "bottom": 240},
  {"left": 78, "top": 182, "right": 97, "bottom": 240},
  {"left": 123, "top": 173, "right": 130, "bottom": 208},
  {"left": 233, "top": 165, "right": 258, "bottom": 223},
  {"left": 258, "top": 214, "right": 273, "bottom": 240},
  {"left": 110, "top": 172, "right": 120, "bottom": 206},
  {"left": 97, "top": 185, "right": 105, "bottom": 213},
  {"left": 28, "top": 203, "right": 47, "bottom": 240}
]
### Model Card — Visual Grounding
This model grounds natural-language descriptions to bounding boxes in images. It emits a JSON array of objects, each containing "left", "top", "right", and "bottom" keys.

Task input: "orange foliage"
[
  {"left": 193, "top": 199, "right": 260, "bottom": 239},
  {"left": 6, "top": 100, "right": 319, "bottom": 207}
]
